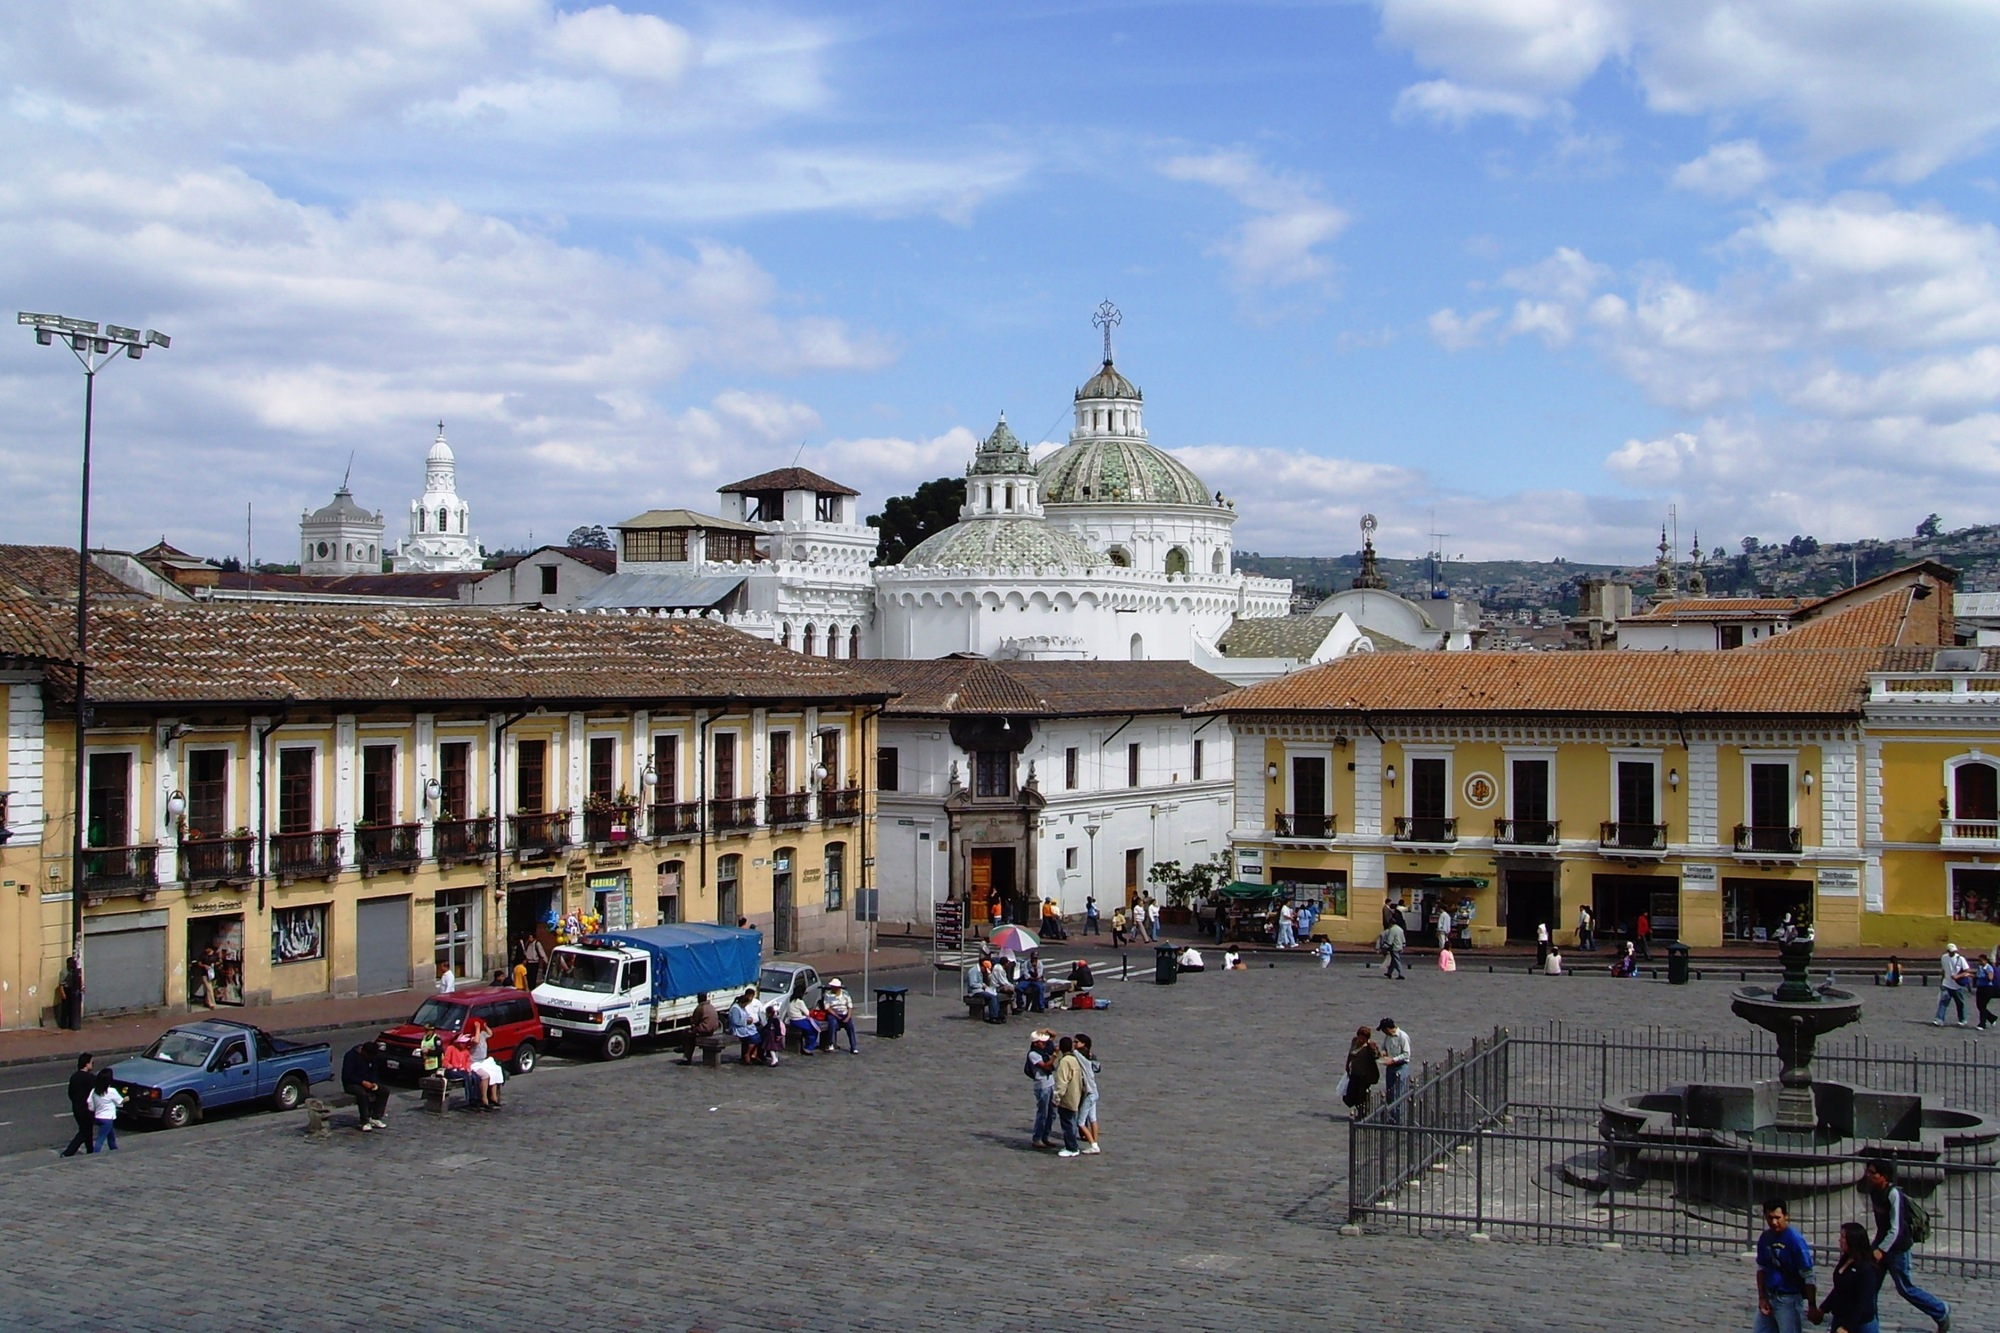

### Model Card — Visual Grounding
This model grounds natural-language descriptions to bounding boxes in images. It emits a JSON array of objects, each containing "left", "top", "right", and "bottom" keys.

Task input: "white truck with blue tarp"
[{"left": 533, "top": 924, "right": 763, "bottom": 1060}]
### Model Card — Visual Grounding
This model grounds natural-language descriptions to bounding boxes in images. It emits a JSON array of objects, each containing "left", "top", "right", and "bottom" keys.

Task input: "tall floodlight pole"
[{"left": 17, "top": 313, "right": 171, "bottom": 1028}]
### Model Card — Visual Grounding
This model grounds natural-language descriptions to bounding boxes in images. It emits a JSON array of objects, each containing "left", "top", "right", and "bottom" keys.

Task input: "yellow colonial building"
[
  {"left": 1201, "top": 568, "right": 1995, "bottom": 955},
  {"left": 1, "top": 600, "right": 889, "bottom": 1026}
]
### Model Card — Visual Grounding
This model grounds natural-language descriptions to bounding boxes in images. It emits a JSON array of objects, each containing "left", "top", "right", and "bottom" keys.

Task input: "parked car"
[
  {"left": 375, "top": 986, "right": 541, "bottom": 1080},
  {"left": 110, "top": 1020, "right": 333, "bottom": 1130},
  {"left": 758, "top": 962, "right": 821, "bottom": 1016}
]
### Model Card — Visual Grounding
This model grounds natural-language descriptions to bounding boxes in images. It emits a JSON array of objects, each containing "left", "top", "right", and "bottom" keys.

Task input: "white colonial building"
[
  {"left": 299, "top": 486, "right": 385, "bottom": 576},
  {"left": 391, "top": 424, "right": 484, "bottom": 573}
]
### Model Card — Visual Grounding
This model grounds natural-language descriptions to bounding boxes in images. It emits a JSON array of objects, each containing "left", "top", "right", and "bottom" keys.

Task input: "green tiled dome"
[
  {"left": 902, "top": 517, "right": 1105, "bottom": 571},
  {"left": 1076, "top": 360, "right": 1141, "bottom": 401},
  {"left": 1038, "top": 437, "right": 1211, "bottom": 507}
]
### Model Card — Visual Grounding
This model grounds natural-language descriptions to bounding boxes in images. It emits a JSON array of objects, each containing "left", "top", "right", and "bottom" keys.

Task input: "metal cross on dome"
[{"left": 1092, "top": 299, "right": 1121, "bottom": 363}]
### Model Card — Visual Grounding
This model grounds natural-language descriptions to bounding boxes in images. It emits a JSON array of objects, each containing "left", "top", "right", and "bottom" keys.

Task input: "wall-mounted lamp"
[
  {"left": 1266, "top": 763, "right": 1278, "bottom": 782},
  {"left": 813, "top": 763, "right": 830, "bottom": 783},
  {"left": 1802, "top": 770, "right": 1815, "bottom": 793},
  {"left": 1668, "top": 769, "right": 1680, "bottom": 791},
  {"left": 1334, "top": 735, "right": 1349, "bottom": 748},
  {"left": 165, "top": 789, "right": 186, "bottom": 825},
  {"left": 423, "top": 777, "right": 442, "bottom": 807},
  {"left": 1385, "top": 764, "right": 1398, "bottom": 786},
  {"left": 640, "top": 761, "right": 658, "bottom": 790}
]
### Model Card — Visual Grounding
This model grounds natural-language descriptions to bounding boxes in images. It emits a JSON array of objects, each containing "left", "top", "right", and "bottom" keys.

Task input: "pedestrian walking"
[
  {"left": 1316, "top": 939, "right": 1335, "bottom": 969},
  {"left": 1754, "top": 1197, "right": 1815, "bottom": 1333},
  {"left": 1377, "top": 1018, "right": 1411, "bottom": 1120},
  {"left": 1074, "top": 1033, "right": 1102, "bottom": 1153},
  {"left": 822, "top": 978, "right": 859, "bottom": 1053},
  {"left": 1933, "top": 943, "right": 1971, "bottom": 1027},
  {"left": 1381, "top": 920, "right": 1407, "bottom": 980},
  {"left": 1634, "top": 911, "right": 1652, "bottom": 961},
  {"left": 1052, "top": 1036, "right": 1086, "bottom": 1158},
  {"left": 86, "top": 1069, "right": 124, "bottom": 1153},
  {"left": 1084, "top": 895, "right": 1100, "bottom": 936},
  {"left": 1275, "top": 901, "right": 1298, "bottom": 949},
  {"left": 59, "top": 1053, "right": 97, "bottom": 1157},
  {"left": 1026, "top": 1030, "right": 1057, "bottom": 1149},
  {"left": 1435, "top": 903, "right": 1454, "bottom": 952},
  {"left": 341, "top": 1040, "right": 388, "bottom": 1130},
  {"left": 1973, "top": 953, "right": 1997, "bottom": 1030},
  {"left": 1145, "top": 896, "right": 1161, "bottom": 942},
  {"left": 1578, "top": 903, "right": 1595, "bottom": 951},
  {"left": 1808, "top": 1222, "right": 1879, "bottom": 1333},
  {"left": 1341, "top": 1026, "right": 1380, "bottom": 1119},
  {"left": 1862, "top": 1158, "right": 1951, "bottom": 1331},
  {"left": 1110, "top": 906, "right": 1130, "bottom": 947},
  {"left": 521, "top": 933, "right": 548, "bottom": 989}
]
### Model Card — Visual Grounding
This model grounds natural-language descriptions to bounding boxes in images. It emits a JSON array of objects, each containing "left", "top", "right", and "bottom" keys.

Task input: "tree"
[
  {"left": 867, "top": 477, "right": 966, "bottom": 566},
  {"left": 1147, "top": 853, "right": 1231, "bottom": 908},
  {"left": 566, "top": 524, "right": 613, "bottom": 550},
  {"left": 1916, "top": 513, "right": 1943, "bottom": 541},
  {"left": 1740, "top": 536, "right": 1760, "bottom": 555}
]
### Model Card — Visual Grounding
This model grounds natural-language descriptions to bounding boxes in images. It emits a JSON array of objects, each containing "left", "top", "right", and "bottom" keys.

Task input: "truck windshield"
[
  {"left": 546, "top": 950, "right": 620, "bottom": 994},
  {"left": 408, "top": 999, "right": 466, "bottom": 1031},
  {"left": 142, "top": 1030, "right": 219, "bottom": 1067}
]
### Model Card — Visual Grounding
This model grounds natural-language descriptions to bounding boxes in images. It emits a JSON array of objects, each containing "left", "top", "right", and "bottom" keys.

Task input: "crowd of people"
[
  {"left": 964, "top": 951, "right": 1100, "bottom": 1021},
  {"left": 1752, "top": 1161, "right": 1952, "bottom": 1333},
  {"left": 1021, "top": 1028, "right": 1104, "bottom": 1158}
]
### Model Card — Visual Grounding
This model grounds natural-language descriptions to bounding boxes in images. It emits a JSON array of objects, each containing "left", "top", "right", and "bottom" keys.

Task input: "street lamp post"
[{"left": 18, "top": 313, "right": 171, "bottom": 1029}]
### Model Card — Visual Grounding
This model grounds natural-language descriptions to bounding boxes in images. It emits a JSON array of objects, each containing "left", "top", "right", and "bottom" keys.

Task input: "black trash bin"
[
  {"left": 1154, "top": 944, "right": 1179, "bottom": 985},
  {"left": 1665, "top": 942, "right": 1691, "bottom": 985},
  {"left": 874, "top": 986, "right": 909, "bottom": 1038}
]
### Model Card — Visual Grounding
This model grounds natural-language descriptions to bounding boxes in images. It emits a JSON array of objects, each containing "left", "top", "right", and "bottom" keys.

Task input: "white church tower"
[{"left": 391, "top": 422, "right": 484, "bottom": 573}]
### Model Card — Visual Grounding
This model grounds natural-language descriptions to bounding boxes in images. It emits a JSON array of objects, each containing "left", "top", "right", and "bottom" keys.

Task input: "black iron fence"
[{"left": 1349, "top": 1024, "right": 2000, "bottom": 1274}]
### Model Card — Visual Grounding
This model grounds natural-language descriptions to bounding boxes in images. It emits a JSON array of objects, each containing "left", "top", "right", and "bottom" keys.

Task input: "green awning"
[
  {"left": 1216, "top": 881, "right": 1285, "bottom": 901},
  {"left": 1421, "top": 876, "right": 1490, "bottom": 888}
]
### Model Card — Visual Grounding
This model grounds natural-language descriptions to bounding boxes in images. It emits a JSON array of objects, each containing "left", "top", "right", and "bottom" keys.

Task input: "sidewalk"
[{"left": 0, "top": 939, "right": 937, "bottom": 1069}]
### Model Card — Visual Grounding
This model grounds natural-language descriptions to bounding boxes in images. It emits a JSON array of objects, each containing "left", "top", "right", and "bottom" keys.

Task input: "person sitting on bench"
[
  {"left": 727, "top": 988, "right": 763, "bottom": 1062},
  {"left": 1178, "top": 946, "right": 1206, "bottom": 972},
  {"left": 965, "top": 957, "right": 1006, "bottom": 1022}
]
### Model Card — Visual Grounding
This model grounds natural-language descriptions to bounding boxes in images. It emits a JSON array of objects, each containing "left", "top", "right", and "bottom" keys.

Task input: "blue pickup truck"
[{"left": 110, "top": 1019, "right": 333, "bottom": 1130}]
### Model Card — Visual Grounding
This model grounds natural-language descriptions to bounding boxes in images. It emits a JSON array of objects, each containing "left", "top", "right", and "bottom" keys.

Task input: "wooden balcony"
[
  {"left": 1493, "top": 818, "right": 1560, "bottom": 847},
  {"left": 179, "top": 834, "right": 256, "bottom": 888},
  {"left": 820, "top": 788, "right": 862, "bottom": 822},
  {"left": 708, "top": 797, "right": 758, "bottom": 832},
  {"left": 1600, "top": 821, "right": 1668, "bottom": 854},
  {"left": 272, "top": 829, "right": 343, "bottom": 881},
  {"left": 1275, "top": 811, "right": 1337, "bottom": 839},
  {"left": 433, "top": 817, "right": 495, "bottom": 867},
  {"left": 1733, "top": 824, "right": 1803, "bottom": 856},
  {"left": 649, "top": 801, "right": 700, "bottom": 839},
  {"left": 583, "top": 804, "right": 641, "bottom": 847},
  {"left": 509, "top": 812, "right": 573, "bottom": 859},
  {"left": 1393, "top": 816, "right": 1457, "bottom": 845},
  {"left": 356, "top": 822, "right": 423, "bottom": 874},
  {"left": 768, "top": 792, "right": 811, "bottom": 826},
  {"left": 82, "top": 843, "right": 160, "bottom": 901}
]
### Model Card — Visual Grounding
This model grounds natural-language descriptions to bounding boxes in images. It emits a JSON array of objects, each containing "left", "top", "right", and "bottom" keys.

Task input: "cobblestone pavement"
[{"left": 1, "top": 952, "right": 1991, "bottom": 1331}]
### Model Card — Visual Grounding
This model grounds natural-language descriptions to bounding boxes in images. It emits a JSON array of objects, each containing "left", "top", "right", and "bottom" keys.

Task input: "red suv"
[{"left": 376, "top": 987, "right": 542, "bottom": 1081}]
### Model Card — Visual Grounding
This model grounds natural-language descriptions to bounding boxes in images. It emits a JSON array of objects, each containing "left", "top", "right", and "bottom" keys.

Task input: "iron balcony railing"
[
  {"left": 1393, "top": 816, "right": 1456, "bottom": 844},
  {"left": 1733, "top": 823, "right": 1803, "bottom": 855},
  {"left": 1275, "top": 811, "right": 1337, "bottom": 839},
  {"left": 768, "top": 792, "right": 811, "bottom": 825},
  {"left": 433, "top": 817, "right": 495, "bottom": 866},
  {"left": 179, "top": 834, "right": 256, "bottom": 887},
  {"left": 582, "top": 804, "right": 641, "bottom": 846},
  {"left": 1493, "top": 818, "right": 1559, "bottom": 846},
  {"left": 356, "top": 822, "right": 422, "bottom": 872},
  {"left": 820, "top": 787, "right": 862, "bottom": 821},
  {"left": 1600, "top": 820, "right": 1668, "bottom": 851},
  {"left": 648, "top": 801, "right": 700, "bottom": 839},
  {"left": 709, "top": 797, "right": 759, "bottom": 831},
  {"left": 509, "top": 812, "right": 572, "bottom": 858},
  {"left": 272, "top": 829, "right": 343, "bottom": 879},
  {"left": 81, "top": 843, "right": 160, "bottom": 897}
]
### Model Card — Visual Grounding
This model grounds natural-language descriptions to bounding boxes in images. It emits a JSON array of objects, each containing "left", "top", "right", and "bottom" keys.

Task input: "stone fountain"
[{"left": 1729, "top": 937, "right": 1864, "bottom": 1134}]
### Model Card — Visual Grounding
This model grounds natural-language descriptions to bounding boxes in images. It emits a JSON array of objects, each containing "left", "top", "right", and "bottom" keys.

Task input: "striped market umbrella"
[{"left": 986, "top": 924, "right": 1042, "bottom": 954}]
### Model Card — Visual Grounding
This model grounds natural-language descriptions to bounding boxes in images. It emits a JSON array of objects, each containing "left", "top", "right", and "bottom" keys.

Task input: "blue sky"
[{"left": 5, "top": 2, "right": 2000, "bottom": 564}]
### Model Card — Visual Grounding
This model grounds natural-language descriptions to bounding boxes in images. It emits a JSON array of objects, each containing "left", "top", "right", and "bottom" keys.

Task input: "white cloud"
[
  {"left": 1374, "top": 0, "right": 2000, "bottom": 179},
  {"left": 549, "top": 6, "right": 695, "bottom": 85},
  {"left": 1428, "top": 306, "right": 1499, "bottom": 350},
  {"left": 1158, "top": 150, "right": 1349, "bottom": 290},
  {"left": 1671, "top": 139, "right": 1774, "bottom": 197}
]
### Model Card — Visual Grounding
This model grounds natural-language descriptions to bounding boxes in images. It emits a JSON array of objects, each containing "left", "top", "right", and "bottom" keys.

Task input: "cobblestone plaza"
[{"left": 4, "top": 954, "right": 1993, "bottom": 1331}]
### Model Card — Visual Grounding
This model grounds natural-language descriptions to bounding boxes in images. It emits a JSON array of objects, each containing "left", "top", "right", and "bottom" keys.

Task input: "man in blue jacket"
[{"left": 1754, "top": 1197, "right": 1814, "bottom": 1333}]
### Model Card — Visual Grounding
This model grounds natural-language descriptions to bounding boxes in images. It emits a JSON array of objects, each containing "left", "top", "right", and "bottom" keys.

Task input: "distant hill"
[{"left": 1236, "top": 520, "right": 2000, "bottom": 616}]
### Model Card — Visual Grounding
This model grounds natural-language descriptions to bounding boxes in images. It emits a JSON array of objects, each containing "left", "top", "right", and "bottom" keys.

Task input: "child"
[
  {"left": 1221, "top": 946, "right": 1242, "bottom": 970},
  {"left": 88, "top": 1068, "right": 124, "bottom": 1152},
  {"left": 1315, "top": 939, "right": 1335, "bottom": 969}
]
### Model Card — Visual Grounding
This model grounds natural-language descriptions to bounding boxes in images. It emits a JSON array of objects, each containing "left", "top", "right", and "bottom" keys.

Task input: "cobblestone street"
[{"left": 3, "top": 954, "right": 1992, "bottom": 1331}]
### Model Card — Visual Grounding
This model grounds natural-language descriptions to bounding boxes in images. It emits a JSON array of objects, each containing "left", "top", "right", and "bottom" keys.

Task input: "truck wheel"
[
  {"left": 510, "top": 1041, "right": 538, "bottom": 1075},
  {"left": 600, "top": 1027, "right": 630, "bottom": 1061},
  {"left": 163, "top": 1094, "right": 200, "bottom": 1130},
  {"left": 271, "top": 1073, "right": 309, "bottom": 1112}
]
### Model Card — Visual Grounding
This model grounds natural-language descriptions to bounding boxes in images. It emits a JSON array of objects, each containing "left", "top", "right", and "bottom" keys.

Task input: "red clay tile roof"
[
  {"left": 0, "top": 597, "right": 77, "bottom": 662},
  {"left": 1755, "top": 588, "right": 1920, "bottom": 651},
  {"left": 1631, "top": 597, "right": 1802, "bottom": 620},
  {"left": 203, "top": 570, "right": 485, "bottom": 598},
  {"left": 0, "top": 545, "right": 153, "bottom": 602},
  {"left": 717, "top": 467, "right": 859, "bottom": 497},
  {"left": 871, "top": 658, "right": 1232, "bottom": 716},
  {"left": 1197, "top": 648, "right": 1883, "bottom": 718},
  {"left": 61, "top": 606, "right": 899, "bottom": 708}
]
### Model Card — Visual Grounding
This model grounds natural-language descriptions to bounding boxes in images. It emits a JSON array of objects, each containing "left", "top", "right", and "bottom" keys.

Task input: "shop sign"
[
  {"left": 1681, "top": 864, "right": 1718, "bottom": 890},
  {"left": 1817, "top": 867, "right": 1861, "bottom": 898},
  {"left": 187, "top": 898, "right": 243, "bottom": 914}
]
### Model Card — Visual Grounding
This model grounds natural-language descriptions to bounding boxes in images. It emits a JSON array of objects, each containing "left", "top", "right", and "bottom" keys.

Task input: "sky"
[{"left": 4, "top": 2, "right": 2000, "bottom": 566}]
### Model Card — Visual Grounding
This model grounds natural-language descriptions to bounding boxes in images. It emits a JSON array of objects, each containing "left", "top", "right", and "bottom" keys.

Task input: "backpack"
[
  {"left": 1023, "top": 1050, "right": 1043, "bottom": 1079},
  {"left": 1903, "top": 1191, "right": 1932, "bottom": 1245}
]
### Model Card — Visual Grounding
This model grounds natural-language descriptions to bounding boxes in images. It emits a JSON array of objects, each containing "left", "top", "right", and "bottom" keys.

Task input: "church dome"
[
  {"left": 1075, "top": 359, "right": 1141, "bottom": 401},
  {"left": 901, "top": 517, "right": 1105, "bottom": 571},
  {"left": 1038, "top": 437, "right": 1211, "bottom": 507},
  {"left": 426, "top": 426, "right": 454, "bottom": 465}
]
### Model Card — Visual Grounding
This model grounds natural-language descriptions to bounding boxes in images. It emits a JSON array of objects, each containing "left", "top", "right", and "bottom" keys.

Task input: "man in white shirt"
[
  {"left": 1935, "top": 943, "right": 1972, "bottom": 1026},
  {"left": 436, "top": 961, "right": 456, "bottom": 994},
  {"left": 1377, "top": 1018, "right": 1412, "bottom": 1122},
  {"left": 1276, "top": 902, "right": 1297, "bottom": 949}
]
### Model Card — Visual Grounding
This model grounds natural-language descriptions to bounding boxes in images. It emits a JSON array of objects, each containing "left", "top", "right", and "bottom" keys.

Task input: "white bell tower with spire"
[{"left": 391, "top": 422, "right": 484, "bottom": 573}]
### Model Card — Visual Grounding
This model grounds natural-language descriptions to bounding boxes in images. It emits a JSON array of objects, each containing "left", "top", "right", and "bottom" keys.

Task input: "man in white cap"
[
  {"left": 822, "top": 978, "right": 859, "bottom": 1054},
  {"left": 1934, "top": 943, "right": 1972, "bottom": 1027}
]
